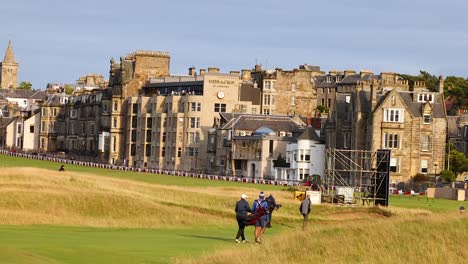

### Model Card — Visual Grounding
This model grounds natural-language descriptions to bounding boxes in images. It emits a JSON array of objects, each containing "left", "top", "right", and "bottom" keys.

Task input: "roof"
[
  {"left": 221, "top": 114, "right": 304, "bottom": 133},
  {"left": 296, "top": 126, "right": 321, "bottom": 141},
  {"left": 0, "top": 89, "right": 46, "bottom": 100},
  {"left": 2, "top": 41, "right": 16, "bottom": 64},
  {"left": 398, "top": 92, "right": 446, "bottom": 118}
]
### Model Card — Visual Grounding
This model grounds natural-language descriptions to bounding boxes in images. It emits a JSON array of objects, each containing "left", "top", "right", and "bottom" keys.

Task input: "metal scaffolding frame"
[{"left": 324, "top": 148, "right": 390, "bottom": 206}]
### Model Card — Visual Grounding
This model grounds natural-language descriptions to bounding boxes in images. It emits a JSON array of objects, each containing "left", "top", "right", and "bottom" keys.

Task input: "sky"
[{"left": 0, "top": 0, "right": 467, "bottom": 89}]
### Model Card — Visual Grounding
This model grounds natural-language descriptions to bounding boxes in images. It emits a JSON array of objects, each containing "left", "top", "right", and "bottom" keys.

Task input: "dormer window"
[
  {"left": 417, "top": 93, "right": 434, "bottom": 103},
  {"left": 423, "top": 114, "right": 431, "bottom": 124}
]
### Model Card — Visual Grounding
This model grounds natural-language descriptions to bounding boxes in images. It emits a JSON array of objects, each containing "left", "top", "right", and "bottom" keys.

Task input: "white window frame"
[
  {"left": 423, "top": 114, "right": 431, "bottom": 124},
  {"left": 383, "top": 108, "right": 404, "bottom": 123},
  {"left": 422, "top": 135, "right": 430, "bottom": 151},
  {"left": 421, "top": 160, "right": 428, "bottom": 174},
  {"left": 390, "top": 158, "right": 400, "bottom": 173},
  {"left": 383, "top": 133, "right": 400, "bottom": 149},
  {"left": 417, "top": 93, "right": 434, "bottom": 103}
]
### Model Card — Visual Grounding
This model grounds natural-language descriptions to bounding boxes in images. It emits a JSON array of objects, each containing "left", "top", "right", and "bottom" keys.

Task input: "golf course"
[{"left": 0, "top": 154, "right": 467, "bottom": 264}]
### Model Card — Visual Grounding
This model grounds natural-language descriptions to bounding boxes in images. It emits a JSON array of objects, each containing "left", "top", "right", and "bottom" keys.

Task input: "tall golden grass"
[
  {"left": 175, "top": 211, "right": 468, "bottom": 264},
  {"left": 0, "top": 167, "right": 305, "bottom": 228}
]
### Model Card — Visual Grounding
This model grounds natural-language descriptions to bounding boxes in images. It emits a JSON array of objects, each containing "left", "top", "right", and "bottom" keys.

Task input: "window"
[
  {"left": 146, "top": 130, "right": 152, "bottom": 143},
  {"left": 146, "top": 144, "right": 151, "bottom": 157},
  {"left": 113, "top": 101, "right": 118, "bottom": 111},
  {"left": 131, "top": 144, "right": 136, "bottom": 156},
  {"left": 131, "top": 130, "right": 137, "bottom": 142},
  {"left": 327, "top": 99, "right": 331, "bottom": 107},
  {"left": 103, "top": 103, "right": 108, "bottom": 112},
  {"left": 53, "top": 108, "right": 57, "bottom": 117},
  {"left": 421, "top": 160, "right": 428, "bottom": 174},
  {"left": 41, "top": 121, "right": 45, "bottom": 132},
  {"left": 17, "top": 124, "right": 22, "bottom": 134},
  {"left": 417, "top": 93, "right": 434, "bottom": 103},
  {"left": 390, "top": 158, "right": 400, "bottom": 173},
  {"left": 161, "top": 147, "right": 166, "bottom": 156},
  {"left": 263, "top": 109, "right": 270, "bottom": 115},
  {"left": 189, "top": 102, "right": 201, "bottom": 112},
  {"left": 214, "top": 103, "right": 226, "bottom": 112},
  {"left": 187, "top": 147, "right": 198, "bottom": 157},
  {"left": 113, "top": 118, "right": 117, "bottom": 128},
  {"left": 147, "top": 117, "right": 152, "bottom": 128},
  {"left": 162, "top": 132, "right": 166, "bottom": 143},
  {"left": 132, "top": 116, "right": 137, "bottom": 128},
  {"left": 344, "top": 132, "right": 350, "bottom": 148},
  {"left": 112, "top": 136, "right": 116, "bottom": 152},
  {"left": 422, "top": 135, "right": 430, "bottom": 151},
  {"left": 30, "top": 125, "right": 34, "bottom": 133},
  {"left": 189, "top": 117, "right": 200, "bottom": 128},
  {"left": 423, "top": 114, "right": 430, "bottom": 124},
  {"left": 291, "top": 96, "right": 296, "bottom": 105},
  {"left": 70, "top": 110, "right": 77, "bottom": 118},
  {"left": 383, "top": 133, "right": 400, "bottom": 149},
  {"left": 42, "top": 108, "right": 47, "bottom": 116},
  {"left": 321, "top": 98, "right": 325, "bottom": 106},
  {"left": 291, "top": 83, "right": 296, "bottom": 91},
  {"left": 132, "top": 103, "right": 138, "bottom": 114},
  {"left": 263, "top": 95, "right": 275, "bottom": 106},
  {"left": 383, "top": 109, "right": 404, "bottom": 123},
  {"left": 265, "top": 81, "right": 271, "bottom": 90},
  {"left": 41, "top": 138, "right": 45, "bottom": 149}
]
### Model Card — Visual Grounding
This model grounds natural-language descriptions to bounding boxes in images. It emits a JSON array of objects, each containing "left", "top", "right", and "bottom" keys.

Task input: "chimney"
[
  {"left": 344, "top": 70, "right": 356, "bottom": 77},
  {"left": 200, "top": 69, "right": 206, "bottom": 76},
  {"left": 230, "top": 70, "right": 240, "bottom": 75},
  {"left": 208, "top": 67, "right": 219, "bottom": 73},
  {"left": 254, "top": 64, "right": 262, "bottom": 72},
  {"left": 438, "top": 75, "right": 444, "bottom": 94},
  {"left": 360, "top": 70, "right": 373, "bottom": 77},
  {"left": 189, "top": 67, "right": 196, "bottom": 77},
  {"left": 370, "top": 80, "right": 378, "bottom": 111},
  {"left": 241, "top": 69, "right": 251, "bottom": 81},
  {"left": 329, "top": 70, "right": 338, "bottom": 76}
]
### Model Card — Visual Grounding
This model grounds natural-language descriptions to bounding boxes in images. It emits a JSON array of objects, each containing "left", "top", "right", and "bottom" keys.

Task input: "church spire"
[{"left": 3, "top": 40, "right": 16, "bottom": 64}]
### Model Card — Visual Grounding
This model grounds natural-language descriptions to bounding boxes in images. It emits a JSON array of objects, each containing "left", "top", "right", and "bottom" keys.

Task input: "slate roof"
[
  {"left": 0, "top": 88, "right": 45, "bottom": 99},
  {"left": 398, "top": 92, "right": 446, "bottom": 118},
  {"left": 221, "top": 114, "right": 304, "bottom": 133},
  {"left": 296, "top": 126, "right": 321, "bottom": 141}
]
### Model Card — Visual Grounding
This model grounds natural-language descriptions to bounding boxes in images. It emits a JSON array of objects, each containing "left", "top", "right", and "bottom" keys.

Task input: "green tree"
[
  {"left": 448, "top": 149, "right": 468, "bottom": 177},
  {"left": 444, "top": 76, "right": 468, "bottom": 114},
  {"left": 400, "top": 71, "right": 438, "bottom": 91},
  {"left": 64, "top": 84, "right": 75, "bottom": 95},
  {"left": 439, "top": 170, "right": 456, "bottom": 183},
  {"left": 17, "top": 81, "right": 32, "bottom": 90}
]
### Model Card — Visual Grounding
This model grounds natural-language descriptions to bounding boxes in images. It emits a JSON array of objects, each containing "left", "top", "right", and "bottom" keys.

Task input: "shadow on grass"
[{"left": 178, "top": 234, "right": 233, "bottom": 242}]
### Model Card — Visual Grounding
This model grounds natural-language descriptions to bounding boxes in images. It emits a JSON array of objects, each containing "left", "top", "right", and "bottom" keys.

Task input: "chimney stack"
[
  {"left": 200, "top": 69, "right": 206, "bottom": 76},
  {"left": 241, "top": 69, "right": 251, "bottom": 81},
  {"left": 438, "top": 75, "right": 444, "bottom": 94},
  {"left": 208, "top": 67, "right": 220, "bottom": 73},
  {"left": 189, "top": 67, "right": 196, "bottom": 77}
]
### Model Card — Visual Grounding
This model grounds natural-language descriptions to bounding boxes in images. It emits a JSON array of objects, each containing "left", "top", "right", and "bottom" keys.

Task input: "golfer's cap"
[
  {"left": 259, "top": 192, "right": 265, "bottom": 197},
  {"left": 241, "top": 194, "right": 248, "bottom": 199}
]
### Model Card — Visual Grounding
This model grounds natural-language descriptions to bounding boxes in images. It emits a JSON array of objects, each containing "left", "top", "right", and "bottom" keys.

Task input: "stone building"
[
  {"left": 324, "top": 71, "right": 447, "bottom": 183},
  {"left": 39, "top": 94, "right": 70, "bottom": 152},
  {"left": 0, "top": 41, "right": 18, "bottom": 88},
  {"left": 243, "top": 64, "right": 324, "bottom": 116},
  {"left": 213, "top": 114, "right": 304, "bottom": 178},
  {"left": 122, "top": 70, "right": 260, "bottom": 171}
]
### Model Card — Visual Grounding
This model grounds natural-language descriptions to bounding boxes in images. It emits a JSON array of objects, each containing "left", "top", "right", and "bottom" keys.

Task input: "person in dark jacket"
[
  {"left": 300, "top": 194, "right": 311, "bottom": 230},
  {"left": 235, "top": 194, "right": 251, "bottom": 243},
  {"left": 265, "top": 194, "right": 276, "bottom": 228}
]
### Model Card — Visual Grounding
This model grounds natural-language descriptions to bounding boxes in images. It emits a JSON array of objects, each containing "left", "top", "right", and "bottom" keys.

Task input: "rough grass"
[{"left": 175, "top": 212, "right": 468, "bottom": 264}]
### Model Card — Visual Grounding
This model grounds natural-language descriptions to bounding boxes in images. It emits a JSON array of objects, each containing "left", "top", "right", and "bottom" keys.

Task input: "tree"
[
  {"left": 64, "top": 84, "right": 75, "bottom": 95},
  {"left": 17, "top": 81, "right": 32, "bottom": 90},
  {"left": 400, "top": 71, "right": 438, "bottom": 91},
  {"left": 448, "top": 149, "right": 468, "bottom": 177},
  {"left": 439, "top": 170, "right": 456, "bottom": 183}
]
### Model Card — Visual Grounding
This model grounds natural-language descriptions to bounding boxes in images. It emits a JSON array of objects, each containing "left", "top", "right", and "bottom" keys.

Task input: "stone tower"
[{"left": 0, "top": 41, "right": 19, "bottom": 88}]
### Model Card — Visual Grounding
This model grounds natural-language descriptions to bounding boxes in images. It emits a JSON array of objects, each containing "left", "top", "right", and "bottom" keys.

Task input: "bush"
[
  {"left": 412, "top": 173, "right": 429, "bottom": 182},
  {"left": 439, "top": 170, "right": 456, "bottom": 183}
]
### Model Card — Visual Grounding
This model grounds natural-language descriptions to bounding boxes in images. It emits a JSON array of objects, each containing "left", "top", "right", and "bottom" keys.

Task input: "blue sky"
[{"left": 1, "top": 0, "right": 467, "bottom": 89}]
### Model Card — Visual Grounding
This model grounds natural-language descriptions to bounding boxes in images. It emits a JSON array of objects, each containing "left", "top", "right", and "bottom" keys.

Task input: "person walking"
[
  {"left": 300, "top": 194, "right": 311, "bottom": 230},
  {"left": 235, "top": 194, "right": 251, "bottom": 243},
  {"left": 252, "top": 191, "right": 268, "bottom": 244},
  {"left": 265, "top": 193, "right": 277, "bottom": 228}
]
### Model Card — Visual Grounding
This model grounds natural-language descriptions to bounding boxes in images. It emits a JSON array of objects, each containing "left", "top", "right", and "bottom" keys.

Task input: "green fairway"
[
  {"left": 0, "top": 154, "right": 283, "bottom": 190},
  {"left": 0, "top": 225, "right": 285, "bottom": 264},
  {"left": 389, "top": 194, "right": 467, "bottom": 212}
]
